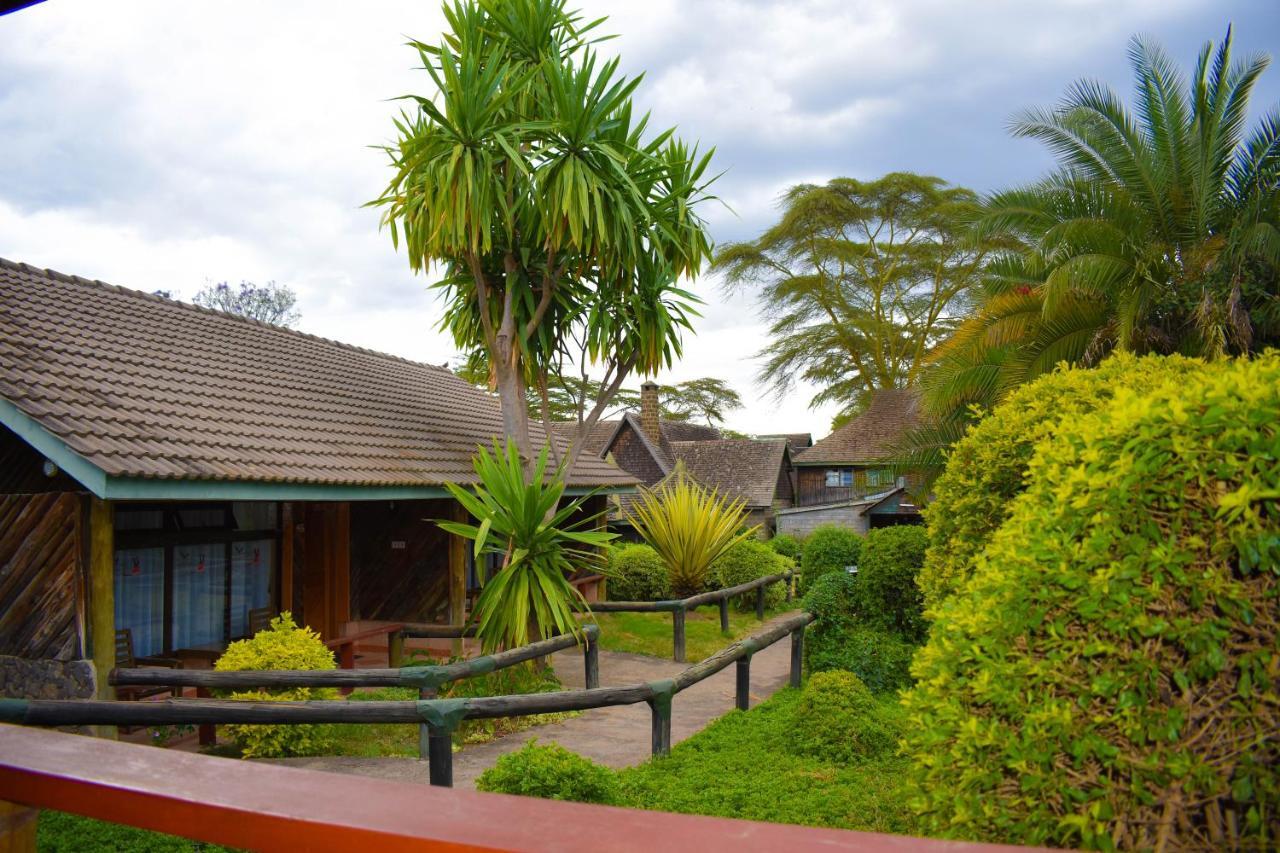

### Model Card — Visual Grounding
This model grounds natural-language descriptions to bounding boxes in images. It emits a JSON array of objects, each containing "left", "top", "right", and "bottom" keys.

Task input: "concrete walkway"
[{"left": 274, "top": 611, "right": 798, "bottom": 790}]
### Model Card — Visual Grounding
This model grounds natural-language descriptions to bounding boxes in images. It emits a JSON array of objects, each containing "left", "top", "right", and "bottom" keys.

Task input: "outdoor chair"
[
  {"left": 247, "top": 607, "right": 274, "bottom": 637},
  {"left": 114, "top": 629, "right": 183, "bottom": 703}
]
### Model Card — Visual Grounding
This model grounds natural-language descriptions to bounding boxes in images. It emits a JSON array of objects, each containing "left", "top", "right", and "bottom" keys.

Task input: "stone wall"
[
  {"left": 775, "top": 504, "right": 869, "bottom": 538},
  {"left": 0, "top": 654, "right": 95, "bottom": 699}
]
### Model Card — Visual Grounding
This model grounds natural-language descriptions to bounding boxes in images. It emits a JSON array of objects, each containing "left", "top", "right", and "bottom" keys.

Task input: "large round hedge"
[
  {"left": 476, "top": 739, "right": 619, "bottom": 804},
  {"left": 767, "top": 533, "right": 802, "bottom": 561},
  {"left": 606, "top": 543, "right": 670, "bottom": 601},
  {"left": 919, "top": 352, "right": 1203, "bottom": 611},
  {"left": 787, "top": 671, "right": 901, "bottom": 764},
  {"left": 902, "top": 354, "right": 1280, "bottom": 850},
  {"left": 712, "top": 538, "right": 790, "bottom": 612},
  {"left": 854, "top": 525, "right": 928, "bottom": 644},
  {"left": 799, "top": 525, "right": 862, "bottom": 594},
  {"left": 801, "top": 571, "right": 915, "bottom": 694}
]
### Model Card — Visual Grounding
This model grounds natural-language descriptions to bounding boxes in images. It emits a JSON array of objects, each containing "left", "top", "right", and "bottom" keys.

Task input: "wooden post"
[
  {"left": 87, "top": 497, "right": 116, "bottom": 739},
  {"left": 0, "top": 801, "right": 38, "bottom": 853},
  {"left": 648, "top": 699, "right": 672, "bottom": 757},
  {"left": 789, "top": 626, "right": 804, "bottom": 689},
  {"left": 671, "top": 608, "right": 686, "bottom": 664},
  {"left": 195, "top": 687, "right": 215, "bottom": 747},
  {"left": 755, "top": 585, "right": 765, "bottom": 620},
  {"left": 583, "top": 637, "right": 599, "bottom": 690},
  {"left": 332, "top": 503, "right": 351, "bottom": 631},
  {"left": 417, "top": 686, "right": 437, "bottom": 761},
  {"left": 280, "top": 502, "right": 294, "bottom": 614},
  {"left": 735, "top": 657, "right": 751, "bottom": 711},
  {"left": 427, "top": 726, "right": 453, "bottom": 787},
  {"left": 447, "top": 502, "right": 468, "bottom": 659},
  {"left": 388, "top": 631, "right": 404, "bottom": 669},
  {"left": 718, "top": 599, "right": 729, "bottom": 634}
]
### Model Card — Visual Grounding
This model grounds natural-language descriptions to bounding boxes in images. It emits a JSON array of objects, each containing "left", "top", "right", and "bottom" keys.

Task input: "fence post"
[
  {"left": 735, "top": 656, "right": 751, "bottom": 711},
  {"left": 672, "top": 608, "right": 687, "bottom": 663},
  {"left": 755, "top": 585, "right": 765, "bottom": 620},
  {"left": 584, "top": 635, "right": 599, "bottom": 690},
  {"left": 0, "top": 800, "right": 38, "bottom": 853},
  {"left": 417, "top": 686, "right": 437, "bottom": 761},
  {"left": 388, "top": 631, "right": 404, "bottom": 669},
  {"left": 427, "top": 726, "right": 453, "bottom": 787},
  {"left": 785, "top": 572, "right": 793, "bottom": 602},
  {"left": 718, "top": 598, "right": 729, "bottom": 634},
  {"left": 648, "top": 700, "right": 672, "bottom": 756},
  {"left": 789, "top": 625, "right": 805, "bottom": 688}
]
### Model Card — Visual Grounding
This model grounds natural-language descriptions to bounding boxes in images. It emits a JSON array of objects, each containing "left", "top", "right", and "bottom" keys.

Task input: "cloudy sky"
[{"left": 2, "top": 0, "right": 1276, "bottom": 437}]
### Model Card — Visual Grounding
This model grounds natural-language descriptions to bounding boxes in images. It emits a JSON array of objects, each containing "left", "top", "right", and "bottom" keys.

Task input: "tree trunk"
[{"left": 493, "top": 339, "right": 533, "bottom": 460}]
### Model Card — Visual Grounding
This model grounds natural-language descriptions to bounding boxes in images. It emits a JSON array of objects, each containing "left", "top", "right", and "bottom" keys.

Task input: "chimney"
[{"left": 640, "top": 381, "right": 661, "bottom": 443}]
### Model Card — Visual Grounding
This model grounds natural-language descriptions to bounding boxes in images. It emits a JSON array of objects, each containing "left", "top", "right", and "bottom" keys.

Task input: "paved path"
[{"left": 274, "top": 611, "right": 798, "bottom": 790}]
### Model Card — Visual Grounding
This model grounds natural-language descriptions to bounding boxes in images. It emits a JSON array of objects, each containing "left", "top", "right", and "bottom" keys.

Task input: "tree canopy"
[
  {"left": 713, "top": 173, "right": 990, "bottom": 426},
  {"left": 372, "top": 0, "right": 716, "bottom": 469},
  {"left": 193, "top": 280, "right": 301, "bottom": 327}
]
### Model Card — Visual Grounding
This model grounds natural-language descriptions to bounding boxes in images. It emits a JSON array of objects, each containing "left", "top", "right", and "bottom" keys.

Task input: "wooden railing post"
[
  {"left": 583, "top": 637, "right": 599, "bottom": 690},
  {"left": 785, "top": 572, "right": 793, "bottom": 602},
  {"left": 672, "top": 608, "right": 686, "bottom": 663},
  {"left": 427, "top": 725, "right": 453, "bottom": 787},
  {"left": 789, "top": 626, "right": 804, "bottom": 689},
  {"left": 195, "top": 687, "right": 215, "bottom": 746},
  {"left": 0, "top": 800, "right": 38, "bottom": 853},
  {"left": 417, "top": 686, "right": 437, "bottom": 761},
  {"left": 735, "top": 657, "right": 751, "bottom": 711},
  {"left": 648, "top": 700, "right": 672, "bottom": 756},
  {"left": 755, "top": 585, "right": 765, "bottom": 620},
  {"left": 718, "top": 598, "right": 729, "bottom": 634},
  {"left": 388, "top": 631, "right": 404, "bottom": 669}
]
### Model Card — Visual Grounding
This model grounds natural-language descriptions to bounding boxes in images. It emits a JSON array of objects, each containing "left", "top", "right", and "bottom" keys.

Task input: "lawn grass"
[
  {"left": 587, "top": 605, "right": 789, "bottom": 662},
  {"left": 617, "top": 687, "right": 918, "bottom": 835}
]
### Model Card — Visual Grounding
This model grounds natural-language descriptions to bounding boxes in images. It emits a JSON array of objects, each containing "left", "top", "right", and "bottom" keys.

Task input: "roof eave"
[{"left": 0, "top": 397, "right": 109, "bottom": 497}]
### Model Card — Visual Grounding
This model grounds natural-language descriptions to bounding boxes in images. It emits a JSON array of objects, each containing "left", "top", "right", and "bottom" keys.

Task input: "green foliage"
[
  {"left": 373, "top": 0, "right": 716, "bottom": 464},
  {"left": 713, "top": 172, "right": 991, "bottom": 416},
  {"left": 591, "top": 607, "right": 780, "bottom": 662},
  {"left": 626, "top": 467, "right": 758, "bottom": 596},
  {"left": 604, "top": 543, "right": 670, "bottom": 601},
  {"left": 619, "top": 688, "right": 918, "bottom": 834},
  {"left": 917, "top": 29, "right": 1280, "bottom": 451},
  {"left": 854, "top": 525, "right": 928, "bottom": 643},
  {"left": 799, "top": 525, "right": 861, "bottom": 594},
  {"left": 711, "top": 538, "right": 790, "bottom": 612},
  {"left": 191, "top": 279, "right": 299, "bottom": 327},
  {"left": 920, "top": 352, "right": 1203, "bottom": 610},
  {"left": 213, "top": 612, "right": 337, "bottom": 759},
  {"left": 476, "top": 739, "right": 620, "bottom": 804},
  {"left": 37, "top": 811, "right": 231, "bottom": 852},
  {"left": 802, "top": 572, "right": 917, "bottom": 693},
  {"left": 788, "top": 671, "right": 902, "bottom": 764},
  {"left": 440, "top": 441, "right": 615, "bottom": 652},
  {"left": 902, "top": 354, "right": 1280, "bottom": 850},
  {"left": 767, "top": 533, "right": 802, "bottom": 561}
]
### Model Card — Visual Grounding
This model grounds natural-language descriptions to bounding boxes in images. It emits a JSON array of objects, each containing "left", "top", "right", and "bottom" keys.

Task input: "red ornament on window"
[
  {"left": 196, "top": 559, "right": 205, "bottom": 574},
  {"left": 252, "top": 548, "right": 260, "bottom": 565},
  {"left": 130, "top": 557, "right": 141, "bottom": 576}
]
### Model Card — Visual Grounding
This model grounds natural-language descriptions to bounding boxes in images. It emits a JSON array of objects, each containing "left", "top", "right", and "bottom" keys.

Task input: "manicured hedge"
[
  {"left": 475, "top": 739, "right": 620, "bottom": 804},
  {"left": 767, "top": 533, "right": 802, "bottom": 561},
  {"left": 711, "top": 538, "right": 791, "bottom": 612},
  {"left": 787, "top": 671, "right": 901, "bottom": 764},
  {"left": 800, "top": 571, "right": 915, "bottom": 693},
  {"left": 605, "top": 543, "right": 670, "bottom": 601},
  {"left": 798, "top": 525, "right": 861, "bottom": 594},
  {"left": 854, "top": 525, "right": 928, "bottom": 643},
  {"left": 903, "top": 354, "right": 1280, "bottom": 850},
  {"left": 919, "top": 352, "right": 1202, "bottom": 610}
]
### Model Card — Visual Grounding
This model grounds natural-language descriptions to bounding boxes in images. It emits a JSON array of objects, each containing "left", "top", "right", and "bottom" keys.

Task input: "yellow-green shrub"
[
  {"left": 214, "top": 612, "right": 337, "bottom": 758},
  {"left": 902, "top": 354, "right": 1280, "bottom": 850},
  {"left": 919, "top": 352, "right": 1203, "bottom": 610}
]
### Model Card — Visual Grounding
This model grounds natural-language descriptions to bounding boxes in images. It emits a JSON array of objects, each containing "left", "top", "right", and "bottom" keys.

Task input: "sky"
[{"left": 1, "top": 0, "right": 1276, "bottom": 438}]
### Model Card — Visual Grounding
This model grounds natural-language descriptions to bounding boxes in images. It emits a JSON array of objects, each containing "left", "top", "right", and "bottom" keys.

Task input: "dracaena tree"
[{"left": 372, "top": 0, "right": 716, "bottom": 470}]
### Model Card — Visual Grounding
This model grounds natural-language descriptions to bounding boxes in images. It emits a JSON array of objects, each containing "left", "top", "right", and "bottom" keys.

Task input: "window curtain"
[
  {"left": 172, "top": 543, "right": 227, "bottom": 650},
  {"left": 230, "top": 539, "right": 273, "bottom": 637},
  {"left": 113, "top": 547, "right": 165, "bottom": 658}
]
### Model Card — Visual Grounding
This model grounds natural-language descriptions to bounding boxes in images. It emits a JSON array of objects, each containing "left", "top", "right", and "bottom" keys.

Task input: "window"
[
  {"left": 865, "top": 468, "right": 892, "bottom": 488},
  {"left": 113, "top": 502, "right": 278, "bottom": 654},
  {"left": 825, "top": 469, "right": 853, "bottom": 488}
]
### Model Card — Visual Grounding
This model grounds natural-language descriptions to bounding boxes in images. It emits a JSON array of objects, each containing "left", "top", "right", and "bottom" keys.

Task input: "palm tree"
[{"left": 922, "top": 27, "right": 1279, "bottom": 437}]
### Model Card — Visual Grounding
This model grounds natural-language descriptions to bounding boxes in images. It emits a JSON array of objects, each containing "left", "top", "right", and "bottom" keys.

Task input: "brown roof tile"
[
  {"left": 794, "top": 388, "right": 920, "bottom": 465},
  {"left": 668, "top": 438, "right": 789, "bottom": 508},
  {"left": 0, "top": 259, "right": 634, "bottom": 489}
]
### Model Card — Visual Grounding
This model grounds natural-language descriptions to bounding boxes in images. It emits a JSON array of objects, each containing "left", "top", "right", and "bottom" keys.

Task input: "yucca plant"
[
  {"left": 625, "top": 466, "right": 759, "bottom": 597},
  {"left": 440, "top": 441, "right": 615, "bottom": 652}
]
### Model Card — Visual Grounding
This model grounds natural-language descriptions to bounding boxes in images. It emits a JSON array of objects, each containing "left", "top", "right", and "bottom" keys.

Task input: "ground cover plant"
[
  {"left": 37, "top": 811, "right": 232, "bottom": 853},
  {"left": 476, "top": 739, "right": 621, "bottom": 804},
  {"left": 586, "top": 606, "right": 787, "bottom": 662},
  {"left": 903, "top": 354, "right": 1280, "bottom": 849}
]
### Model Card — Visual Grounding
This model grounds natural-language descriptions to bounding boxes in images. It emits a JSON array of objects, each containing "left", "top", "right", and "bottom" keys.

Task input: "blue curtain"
[
  {"left": 113, "top": 547, "right": 165, "bottom": 658},
  {"left": 230, "top": 539, "right": 273, "bottom": 637},
  {"left": 172, "top": 544, "right": 227, "bottom": 650}
]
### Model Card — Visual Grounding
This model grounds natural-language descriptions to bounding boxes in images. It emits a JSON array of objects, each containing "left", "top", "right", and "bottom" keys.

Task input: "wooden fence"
[
  {"left": 588, "top": 571, "right": 793, "bottom": 661},
  {"left": 2, "top": 613, "right": 813, "bottom": 787}
]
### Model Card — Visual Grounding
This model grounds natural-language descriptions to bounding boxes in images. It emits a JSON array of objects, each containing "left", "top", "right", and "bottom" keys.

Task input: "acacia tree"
[
  {"left": 193, "top": 280, "right": 301, "bottom": 327},
  {"left": 713, "top": 173, "right": 990, "bottom": 423},
  {"left": 373, "top": 0, "right": 715, "bottom": 470}
]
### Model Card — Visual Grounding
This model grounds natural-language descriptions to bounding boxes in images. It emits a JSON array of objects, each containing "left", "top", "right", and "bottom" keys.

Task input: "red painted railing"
[{"left": 0, "top": 725, "right": 1041, "bottom": 852}]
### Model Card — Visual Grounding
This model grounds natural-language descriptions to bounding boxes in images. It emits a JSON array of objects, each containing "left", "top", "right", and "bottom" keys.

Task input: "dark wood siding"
[
  {"left": 774, "top": 459, "right": 794, "bottom": 507},
  {"left": 608, "top": 424, "right": 665, "bottom": 485},
  {"left": 0, "top": 492, "right": 84, "bottom": 659},
  {"left": 0, "top": 425, "right": 84, "bottom": 493},
  {"left": 349, "top": 499, "right": 451, "bottom": 624}
]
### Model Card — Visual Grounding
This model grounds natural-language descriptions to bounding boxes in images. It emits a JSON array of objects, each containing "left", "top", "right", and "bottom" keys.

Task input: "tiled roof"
[
  {"left": 668, "top": 438, "right": 789, "bottom": 508},
  {"left": 660, "top": 420, "right": 721, "bottom": 442},
  {"left": 549, "top": 419, "right": 619, "bottom": 457},
  {"left": 759, "top": 432, "right": 813, "bottom": 450},
  {"left": 794, "top": 389, "right": 920, "bottom": 465},
  {"left": 0, "top": 259, "right": 635, "bottom": 489}
]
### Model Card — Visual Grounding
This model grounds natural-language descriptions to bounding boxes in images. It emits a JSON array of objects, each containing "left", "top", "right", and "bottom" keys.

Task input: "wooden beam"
[
  {"left": 447, "top": 501, "right": 467, "bottom": 658},
  {"left": 86, "top": 498, "right": 115, "bottom": 732},
  {"left": 279, "top": 503, "right": 294, "bottom": 616},
  {"left": 332, "top": 503, "right": 351, "bottom": 631}
]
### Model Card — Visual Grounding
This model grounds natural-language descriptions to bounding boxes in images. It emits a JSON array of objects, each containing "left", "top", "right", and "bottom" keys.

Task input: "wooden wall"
[
  {"left": 295, "top": 503, "right": 351, "bottom": 640},
  {"left": 0, "top": 493, "right": 84, "bottom": 660},
  {"left": 349, "top": 499, "right": 451, "bottom": 624},
  {"left": 0, "top": 425, "right": 82, "bottom": 493}
]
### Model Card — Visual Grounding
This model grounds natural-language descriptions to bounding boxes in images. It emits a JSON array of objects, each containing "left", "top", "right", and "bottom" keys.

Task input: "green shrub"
[
  {"left": 903, "top": 354, "right": 1280, "bottom": 850},
  {"left": 920, "top": 352, "right": 1203, "bottom": 610},
  {"left": 475, "top": 739, "right": 620, "bottom": 804},
  {"left": 801, "top": 572, "right": 915, "bottom": 693},
  {"left": 767, "top": 533, "right": 802, "bottom": 561},
  {"left": 799, "top": 525, "right": 862, "bottom": 594},
  {"left": 854, "top": 525, "right": 928, "bottom": 643},
  {"left": 214, "top": 612, "right": 337, "bottom": 758},
  {"left": 37, "top": 811, "right": 231, "bottom": 852},
  {"left": 788, "top": 671, "right": 901, "bottom": 764},
  {"left": 711, "top": 538, "right": 790, "bottom": 612},
  {"left": 605, "top": 543, "right": 670, "bottom": 601}
]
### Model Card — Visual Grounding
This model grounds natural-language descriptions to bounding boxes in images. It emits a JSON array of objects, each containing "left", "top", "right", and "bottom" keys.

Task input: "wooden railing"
[
  {"left": 3, "top": 614, "right": 813, "bottom": 788},
  {"left": 589, "top": 571, "right": 793, "bottom": 661},
  {"left": 0, "top": 725, "right": 1037, "bottom": 853}
]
